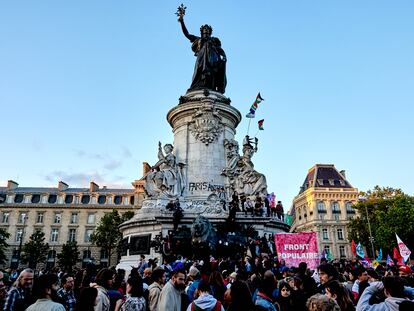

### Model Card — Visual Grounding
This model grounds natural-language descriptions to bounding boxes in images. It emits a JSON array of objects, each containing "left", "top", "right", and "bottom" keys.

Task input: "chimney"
[
  {"left": 90, "top": 182, "right": 99, "bottom": 192},
  {"left": 340, "top": 170, "right": 346, "bottom": 178},
  {"left": 143, "top": 162, "right": 151, "bottom": 175},
  {"left": 7, "top": 180, "right": 18, "bottom": 190},
  {"left": 58, "top": 181, "right": 69, "bottom": 191}
]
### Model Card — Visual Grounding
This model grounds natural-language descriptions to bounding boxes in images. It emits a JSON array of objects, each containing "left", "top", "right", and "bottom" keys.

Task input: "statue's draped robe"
[{"left": 188, "top": 35, "right": 227, "bottom": 93}]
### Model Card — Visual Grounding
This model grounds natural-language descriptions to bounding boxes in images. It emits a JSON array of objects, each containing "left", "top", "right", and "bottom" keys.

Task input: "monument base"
[{"left": 117, "top": 200, "right": 289, "bottom": 271}]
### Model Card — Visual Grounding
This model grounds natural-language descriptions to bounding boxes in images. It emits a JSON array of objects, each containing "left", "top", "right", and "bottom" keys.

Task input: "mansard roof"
[
  {"left": 0, "top": 186, "right": 134, "bottom": 194},
  {"left": 298, "top": 164, "right": 353, "bottom": 194}
]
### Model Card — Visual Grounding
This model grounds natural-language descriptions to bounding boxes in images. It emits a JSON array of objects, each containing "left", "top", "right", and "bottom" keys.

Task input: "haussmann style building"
[
  {"left": 290, "top": 164, "right": 359, "bottom": 259},
  {"left": 0, "top": 178, "right": 145, "bottom": 269}
]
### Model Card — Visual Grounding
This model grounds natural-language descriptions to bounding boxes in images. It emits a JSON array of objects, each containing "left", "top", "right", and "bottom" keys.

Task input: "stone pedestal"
[
  {"left": 117, "top": 90, "right": 289, "bottom": 271},
  {"left": 167, "top": 90, "right": 241, "bottom": 201}
]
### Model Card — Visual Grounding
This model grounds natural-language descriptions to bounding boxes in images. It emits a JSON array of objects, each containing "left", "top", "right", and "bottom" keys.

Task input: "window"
[
  {"left": 98, "top": 195, "right": 106, "bottom": 204},
  {"left": 16, "top": 228, "right": 23, "bottom": 242},
  {"left": 51, "top": 229, "right": 59, "bottom": 242},
  {"left": 317, "top": 202, "right": 326, "bottom": 214},
  {"left": 337, "top": 229, "right": 344, "bottom": 240},
  {"left": 54, "top": 213, "right": 61, "bottom": 224},
  {"left": 65, "top": 195, "right": 73, "bottom": 204},
  {"left": 12, "top": 249, "right": 19, "bottom": 260},
  {"left": 48, "top": 194, "right": 57, "bottom": 204},
  {"left": 339, "top": 246, "right": 346, "bottom": 258},
  {"left": 70, "top": 213, "right": 78, "bottom": 224},
  {"left": 100, "top": 249, "right": 109, "bottom": 260},
  {"left": 0, "top": 194, "right": 6, "bottom": 204},
  {"left": 332, "top": 202, "right": 341, "bottom": 214},
  {"left": 87, "top": 213, "right": 95, "bottom": 224},
  {"left": 130, "top": 195, "right": 135, "bottom": 205},
  {"left": 114, "top": 196, "right": 122, "bottom": 205},
  {"left": 322, "top": 228, "right": 329, "bottom": 240},
  {"left": 31, "top": 194, "right": 40, "bottom": 203},
  {"left": 346, "top": 202, "right": 355, "bottom": 214},
  {"left": 68, "top": 229, "right": 77, "bottom": 242},
  {"left": 47, "top": 250, "right": 56, "bottom": 261},
  {"left": 324, "top": 245, "right": 331, "bottom": 254},
  {"left": 18, "top": 212, "right": 27, "bottom": 224},
  {"left": 36, "top": 212, "right": 44, "bottom": 223},
  {"left": 81, "top": 195, "right": 90, "bottom": 204},
  {"left": 85, "top": 229, "right": 94, "bottom": 242},
  {"left": 14, "top": 194, "right": 24, "bottom": 203},
  {"left": 83, "top": 249, "right": 91, "bottom": 260},
  {"left": 1, "top": 212, "right": 9, "bottom": 223}
]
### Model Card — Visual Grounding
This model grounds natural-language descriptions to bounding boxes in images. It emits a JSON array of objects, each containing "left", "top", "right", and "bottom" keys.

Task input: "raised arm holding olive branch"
[{"left": 176, "top": 4, "right": 227, "bottom": 94}]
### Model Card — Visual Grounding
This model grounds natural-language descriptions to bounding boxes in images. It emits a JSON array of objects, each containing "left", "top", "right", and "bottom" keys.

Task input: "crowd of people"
[
  {"left": 228, "top": 193, "right": 285, "bottom": 221},
  {"left": 1, "top": 253, "right": 414, "bottom": 311}
]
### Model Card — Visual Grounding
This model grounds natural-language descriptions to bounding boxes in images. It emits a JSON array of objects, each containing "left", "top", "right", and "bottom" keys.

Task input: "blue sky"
[{"left": 0, "top": 1, "right": 413, "bottom": 205}]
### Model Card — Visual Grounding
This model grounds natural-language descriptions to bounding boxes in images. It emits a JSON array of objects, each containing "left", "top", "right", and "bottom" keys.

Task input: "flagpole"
[
  {"left": 365, "top": 204, "right": 375, "bottom": 258},
  {"left": 247, "top": 118, "right": 251, "bottom": 135},
  {"left": 253, "top": 130, "right": 259, "bottom": 137}
]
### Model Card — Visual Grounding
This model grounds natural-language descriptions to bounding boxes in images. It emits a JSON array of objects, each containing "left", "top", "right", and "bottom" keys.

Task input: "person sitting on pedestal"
[
  {"left": 254, "top": 195, "right": 263, "bottom": 217},
  {"left": 244, "top": 198, "right": 254, "bottom": 216}
]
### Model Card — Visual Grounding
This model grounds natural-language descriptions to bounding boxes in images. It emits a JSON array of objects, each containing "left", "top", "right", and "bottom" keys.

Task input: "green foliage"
[
  {"left": 0, "top": 228, "right": 10, "bottom": 265},
  {"left": 21, "top": 230, "right": 49, "bottom": 269},
  {"left": 57, "top": 241, "right": 80, "bottom": 272},
  {"left": 91, "top": 209, "right": 134, "bottom": 266},
  {"left": 348, "top": 186, "right": 414, "bottom": 258},
  {"left": 122, "top": 211, "right": 135, "bottom": 222}
]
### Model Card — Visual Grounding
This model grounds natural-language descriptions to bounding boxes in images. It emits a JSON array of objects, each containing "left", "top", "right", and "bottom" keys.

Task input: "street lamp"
[
  {"left": 359, "top": 196, "right": 375, "bottom": 258},
  {"left": 16, "top": 213, "right": 28, "bottom": 267}
]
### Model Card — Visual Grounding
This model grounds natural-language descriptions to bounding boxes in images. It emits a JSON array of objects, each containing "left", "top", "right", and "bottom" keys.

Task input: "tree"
[
  {"left": 91, "top": 209, "right": 134, "bottom": 266},
  {"left": 57, "top": 241, "right": 80, "bottom": 272},
  {"left": 0, "top": 228, "right": 10, "bottom": 265},
  {"left": 21, "top": 230, "right": 49, "bottom": 269},
  {"left": 348, "top": 186, "right": 414, "bottom": 258}
]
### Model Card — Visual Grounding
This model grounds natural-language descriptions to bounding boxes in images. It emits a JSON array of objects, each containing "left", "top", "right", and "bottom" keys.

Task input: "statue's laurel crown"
[{"left": 200, "top": 24, "right": 213, "bottom": 33}]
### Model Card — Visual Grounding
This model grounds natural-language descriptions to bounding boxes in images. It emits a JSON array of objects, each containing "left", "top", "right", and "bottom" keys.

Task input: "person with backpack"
[{"left": 186, "top": 280, "right": 224, "bottom": 311}]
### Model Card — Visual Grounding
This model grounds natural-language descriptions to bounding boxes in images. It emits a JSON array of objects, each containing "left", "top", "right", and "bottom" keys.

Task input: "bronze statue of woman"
[{"left": 177, "top": 5, "right": 227, "bottom": 94}]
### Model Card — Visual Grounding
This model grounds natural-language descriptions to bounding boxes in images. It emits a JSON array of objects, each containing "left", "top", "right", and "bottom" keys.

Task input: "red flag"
[
  {"left": 351, "top": 240, "right": 357, "bottom": 257},
  {"left": 393, "top": 247, "right": 404, "bottom": 265}
]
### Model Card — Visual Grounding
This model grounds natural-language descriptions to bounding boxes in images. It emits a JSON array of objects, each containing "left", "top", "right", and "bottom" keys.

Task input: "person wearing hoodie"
[
  {"left": 186, "top": 280, "right": 224, "bottom": 311},
  {"left": 91, "top": 268, "right": 114, "bottom": 311},
  {"left": 356, "top": 276, "right": 413, "bottom": 311}
]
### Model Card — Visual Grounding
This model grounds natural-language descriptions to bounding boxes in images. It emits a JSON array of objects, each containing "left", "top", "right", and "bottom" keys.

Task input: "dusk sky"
[{"left": 1, "top": 1, "right": 413, "bottom": 205}]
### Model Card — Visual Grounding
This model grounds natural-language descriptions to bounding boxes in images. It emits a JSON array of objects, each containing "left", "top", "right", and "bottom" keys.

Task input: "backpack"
[{"left": 191, "top": 300, "right": 222, "bottom": 311}]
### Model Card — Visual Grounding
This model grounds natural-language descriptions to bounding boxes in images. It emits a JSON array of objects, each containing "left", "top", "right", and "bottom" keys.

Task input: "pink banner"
[{"left": 274, "top": 232, "right": 319, "bottom": 269}]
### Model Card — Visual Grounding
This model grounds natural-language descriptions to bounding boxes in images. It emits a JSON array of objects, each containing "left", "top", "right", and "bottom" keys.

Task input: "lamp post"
[
  {"left": 360, "top": 196, "right": 375, "bottom": 258},
  {"left": 16, "top": 213, "right": 28, "bottom": 267}
]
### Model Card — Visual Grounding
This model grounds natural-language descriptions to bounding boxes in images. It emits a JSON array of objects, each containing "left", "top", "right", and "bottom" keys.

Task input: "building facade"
[
  {"left": 290, "top": 164, "right": 359, "bottom": 259},
  {"left": 0, "top": 179, "right": 145, "bottom": 269}
]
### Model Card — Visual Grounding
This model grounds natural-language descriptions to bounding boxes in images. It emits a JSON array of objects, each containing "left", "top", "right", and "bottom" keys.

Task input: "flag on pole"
[
  {"left": 393, "top": 247, "right": 404, "bottom": 265},
  {"left": 372, "top": 260, "right": 380, "bottom": 269},
  {"left": 258, "top": 119, "right": 264, "bottom": 130},
  {"left": 386, "top": 254, "right": 394, "bottom": 266},
  {"left": 361, "top": 257, "right": 372, "bottom": 268},
  {"left": 320, "top": 249, "right": 326, "bottom": 260},
  {"left": 396, "top": 233, "right": 411, "bottom": 262},
  {"left": 351, "top": 240, "right": 357, "bottom": 257},
  {"left": 376, "top": 248, "right": 383, "bottom": 261},
  {"left": 326, "top": 249, "right": 333, "bottom": 261},
  {"left": 356, "top": 243, "right": 365, "bottom": 258},
  {"left": 246, "top": 92, "right": 264, "bottom": 118}
]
